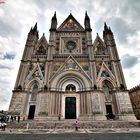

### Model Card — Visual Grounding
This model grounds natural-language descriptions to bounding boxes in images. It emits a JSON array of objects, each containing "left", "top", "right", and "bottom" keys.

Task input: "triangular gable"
[
  {"left": 50, "top": 55, "right": 90, "bottom": 81},
  {"left": 93, "top": 35, "right": 106, "bottom": 55},
  {"left": 26, "top": 63, "right": 44, "bottom": 81},
  {"left": 57, "top": 14, "right": 84, "bottom": 31},
  {"left": 93, "top": 35, "right": 105, "bottom": 47},
  {"left": 97, "top": 62, "right": 115, "bottom": 82},
  {"left": 35, "top": 34, "right": 48, "bottom": 54},
  {"left": 36, "top": 34, "right": 48, "bottom": 47},
  {"left": 39, "top": 34, "right": 48, "bottom": 45}
]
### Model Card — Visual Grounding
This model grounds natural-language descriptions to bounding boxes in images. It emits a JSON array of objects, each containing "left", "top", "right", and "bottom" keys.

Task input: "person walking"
[{"left": 17, "top": 116, "right": 20, "bottom": 123}]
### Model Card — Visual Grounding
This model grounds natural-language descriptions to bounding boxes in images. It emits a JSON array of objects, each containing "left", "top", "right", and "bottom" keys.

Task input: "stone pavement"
[
  {"left": 0, "top": 128, "right": 140, "bottom": 134},
  {"left": 1, "top": 128, "right": 140, "bottom": 140}
]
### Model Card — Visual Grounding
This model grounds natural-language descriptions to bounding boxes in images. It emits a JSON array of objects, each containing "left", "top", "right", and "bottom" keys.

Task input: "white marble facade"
[{"left": 9, "top": 12, "right": 135, "bottom": 120}]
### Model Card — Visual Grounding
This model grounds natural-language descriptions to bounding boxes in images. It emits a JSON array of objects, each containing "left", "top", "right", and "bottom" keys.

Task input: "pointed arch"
[
  {"left": 25, "top": 77, "right": 43, "bottom": 91},
  {"left": 102, "top": 80, "right": 114, "bottom": 90},
  {"left": 102, "top": 80, "right": 114, "bottom": 102},
  {"left": 30, "top": 84, "right": 38, "bottom": 101},
  {"left": 98, "top": 77, "right": 116, "bottom": 90}
]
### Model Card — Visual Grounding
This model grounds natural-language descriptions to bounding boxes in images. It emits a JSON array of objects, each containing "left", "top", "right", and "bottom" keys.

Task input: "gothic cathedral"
[{"left": 9, "top": 12, "right": 135, "bottom": 120}]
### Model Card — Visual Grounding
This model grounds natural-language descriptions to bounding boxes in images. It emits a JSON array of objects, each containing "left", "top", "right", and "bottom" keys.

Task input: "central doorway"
[{"left": 65, "top": 97, "right": 76, "bottom": 119}]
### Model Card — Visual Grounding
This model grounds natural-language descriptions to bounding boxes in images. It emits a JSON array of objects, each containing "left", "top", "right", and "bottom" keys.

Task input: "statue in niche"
[
  {"left": 96, "top": 45, "right": 105, "bottom": 55},
  {"left": 66, "top": 84, "right": 76, "bottom": 91},
  {"left": 36, "top": 45, "right": 46, "bottom": 54}
]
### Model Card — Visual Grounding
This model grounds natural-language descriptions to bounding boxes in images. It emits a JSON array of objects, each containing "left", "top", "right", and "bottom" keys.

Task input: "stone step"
[{"left": 7, "top": 120, "right": 140, "bottom": 129}]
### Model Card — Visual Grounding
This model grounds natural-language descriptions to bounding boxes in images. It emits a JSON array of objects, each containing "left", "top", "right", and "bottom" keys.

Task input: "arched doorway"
[
  {"left": 102, "top": 80, "right": 116, "bottom": 119},
  {"left": 50, "top": 71, "right": 91, "bottom": 120},
  {"left": 28, "top": 84, "right": 38, "bottom": 119},
  {"left": 65, "top": 84, "right": 77, "bottom": 119}
]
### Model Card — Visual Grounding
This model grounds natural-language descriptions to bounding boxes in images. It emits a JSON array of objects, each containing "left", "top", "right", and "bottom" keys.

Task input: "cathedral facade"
[{"left": 9, "top": 12, "right": 135, "bottom": 120}]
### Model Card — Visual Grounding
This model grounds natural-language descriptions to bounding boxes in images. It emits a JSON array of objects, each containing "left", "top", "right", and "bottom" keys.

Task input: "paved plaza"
[{"left": 0, "top": 128, "right": 140, "bottom": 140}]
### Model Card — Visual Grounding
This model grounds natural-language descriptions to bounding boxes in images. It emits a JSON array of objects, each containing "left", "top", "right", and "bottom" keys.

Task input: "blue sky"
[{"left": 0, "top": 0, "right": 140, "bottom": 110}]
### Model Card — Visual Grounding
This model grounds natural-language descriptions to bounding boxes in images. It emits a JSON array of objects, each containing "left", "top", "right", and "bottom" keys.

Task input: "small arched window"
[
  {"left": 66, "top": 84, "right": 76, "bottom": 91},
  {"left": 30, "top": 84, "right": 38, "bottom": 101}
]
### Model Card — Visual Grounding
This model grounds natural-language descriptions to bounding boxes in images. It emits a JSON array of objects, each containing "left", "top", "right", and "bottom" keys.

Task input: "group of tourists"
[
  {"left": 10, "top": 115, "right": 20, "bottom": 123},
  {"left": 0, "top": 113, "right": 8, "bottom": 131},
  {"left": 0, "top": 122, "right": 7, "bottom": 131}
]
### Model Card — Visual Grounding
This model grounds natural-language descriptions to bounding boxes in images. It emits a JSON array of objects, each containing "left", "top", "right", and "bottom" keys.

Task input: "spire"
[
  {"left": 50, "top": 11, "right": 57, "bottom": 31},
  {"left": 85, "top": 11, "right": 89, "bottom": 19},
  {"left": 33, "top": 22, "right": 37, "bottom": 31},
  {"left": 28, "top": 22, "right": 39, "bottom": 38},
  {"left": 108, "top": 26, "right": 113, "bottom": 33},
  {"left": 104, "top": 22, "right": 108, "bottom": 30},
  {"left": 29, "top": 27, "right": 33, "bottom": 32},
  {"left": 84, "top": 11, "right": 92, "bottom": 31},
  {"left": 103, "top": 22, "right": 113, "bottom": 38}
]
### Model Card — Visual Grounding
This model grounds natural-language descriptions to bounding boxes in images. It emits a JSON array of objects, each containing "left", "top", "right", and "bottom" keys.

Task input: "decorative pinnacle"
[
  {"left": 104, "top": 22, "right": 108, "bottom": 30},
  {"left": 85, "top": 11, "right": 89, "bottom": 19},
  {"left": 33, "top": 22, "right": 37, "bottom": 31}
]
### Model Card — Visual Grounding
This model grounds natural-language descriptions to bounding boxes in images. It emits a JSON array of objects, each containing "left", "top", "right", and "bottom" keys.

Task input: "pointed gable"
[
  {"left": 26, "top": 63, "right": 44, "bottom": 81},
  {"left": 35, "top": 34, "right": 48, "bottom": 54},
  {"left": 50, "top": 55, "right": 90, "bottom": 81},
  {"left": 93, "top": 34, "right": 108, "bottom": 55},
  {"left": 57, "top": 14, "right": 84, "bottom": 31},
  {"left": 40, "top": 33, "right": 48, "bottom": 44},
  {"left": 96, "top": 61, "right": 115, "bottom": 82}
]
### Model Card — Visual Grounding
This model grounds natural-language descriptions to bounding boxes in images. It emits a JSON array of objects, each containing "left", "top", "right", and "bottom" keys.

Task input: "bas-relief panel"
[
  {"left": 92, "top": 93, "right": 100, "bottom": 112},
  {"left": 116, "top": 92, "right": 133, "bottom": 112},
  {"left": 38, "top": 94, "right": 49, "bottom": 112},
  {"left": 9, "top": 92, "right": 26, "bottom": 112}
]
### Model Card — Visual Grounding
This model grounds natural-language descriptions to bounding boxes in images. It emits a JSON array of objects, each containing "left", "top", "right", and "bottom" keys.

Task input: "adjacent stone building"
[
  {"left": 129, "top": 85, "right": 140, "bottom": 120},
  {"left": 9, "top": 12, "right": 135, "bottom": 120}
]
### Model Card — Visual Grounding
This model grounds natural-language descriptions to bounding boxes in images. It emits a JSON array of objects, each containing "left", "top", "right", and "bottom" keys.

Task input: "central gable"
[{"left": 57, "top": 14, "right": 84, "bottom": 31}]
